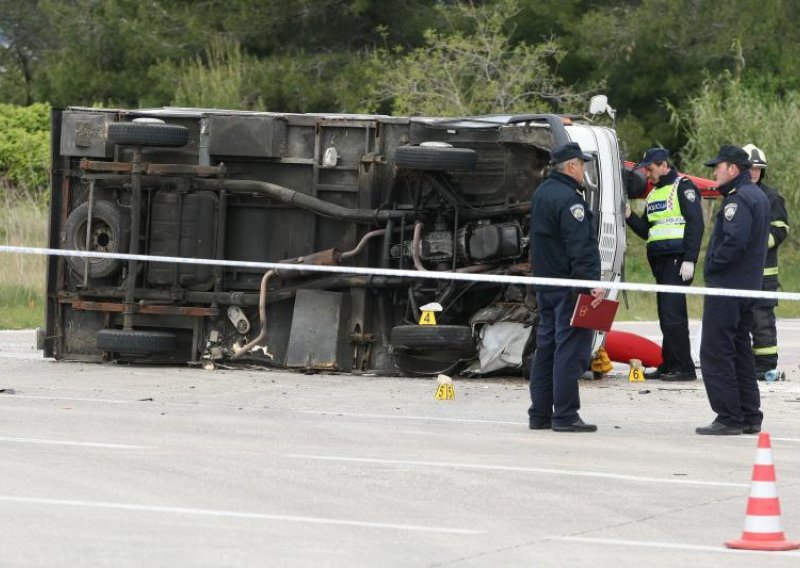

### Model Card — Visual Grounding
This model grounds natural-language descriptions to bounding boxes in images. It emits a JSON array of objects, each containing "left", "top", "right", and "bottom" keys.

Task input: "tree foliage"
[
  {"left": 559, "top": 0, "right": 800, "bottom": 156},
  {"left": 0, "top": 1, "right": 51, "bottom": 105},
  {"left": 367, "top": 0, "right": 589, "bottom": 116},
  {"left": 3, "top": 0, "right": 800, "bottom": 195}
]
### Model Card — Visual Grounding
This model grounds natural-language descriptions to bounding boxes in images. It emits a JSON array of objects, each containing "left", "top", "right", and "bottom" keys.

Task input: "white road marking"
[
  {"left": 0, "top": 436, "right": 147, "bottom": 449},
  {"left": 286, "top": 455, "right": 749, "bottom": 488},
  {"left": 0, "top": 394, "right": 198, "bottom": 408},
  {"left": 547, "top": 536, "right": 800, "bottom": 557},
  {"left": 300, "top": 410, "right": 523, "bottom": 426},
  {"left": 0, "top": 495, "right": 484, "bottom": 535},
  {"left": 3, "top": 394, "right": 134, "bottom": 404},
  {"left": 734, "top": 435, "right": 800, "bottom": 444},
  {"left": 300, "top": 412, "right": 800, "bottom": 445}
]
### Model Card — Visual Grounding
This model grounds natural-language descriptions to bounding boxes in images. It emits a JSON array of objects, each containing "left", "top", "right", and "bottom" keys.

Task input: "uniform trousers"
[
  {"left": 752, "top": 275, "right": 779, "bottom": 375},
  {"left": 650, "top": 253, "right": 695, "bottom": 374},
  {"left": 528, "top": 287, "right": 593, "bottom": 427},
  {"left": 700, "top": 295, "right": 763, "bottom": 428}
]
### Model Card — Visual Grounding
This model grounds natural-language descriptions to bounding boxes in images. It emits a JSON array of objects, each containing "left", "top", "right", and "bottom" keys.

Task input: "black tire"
[
  {"left": 62, "top": 200, "right": 127, "bottom": 279},
  {"left": 97, "top": 329, "right": 178, "bottom": 354},
  {"left": 394, "top": 146, "right": 478, "bottom": 171},
  {"left": 391, "top": 325, "right": 475, "bottom": 354},
  {"left": 394, "top": 350, "right": 465, "bottom": 376},
  {"left": 107, "top": 122, "right": 189, "bottom": 147}
]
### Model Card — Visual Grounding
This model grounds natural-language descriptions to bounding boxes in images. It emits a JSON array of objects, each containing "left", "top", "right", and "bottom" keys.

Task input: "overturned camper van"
[{"left": 43, "top": 103, "right": 635, "bottom": 375}]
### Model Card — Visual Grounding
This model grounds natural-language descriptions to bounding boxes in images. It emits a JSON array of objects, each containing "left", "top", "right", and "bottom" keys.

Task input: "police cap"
[
  {"left": 703, "top": 144, "right": 751, "bottom": 168},
  {"left": 550, "top": 142, "right": 593, "bottom": 165},
  {"left": 634, "top": 147, "right": 669, "bottom": 169}
]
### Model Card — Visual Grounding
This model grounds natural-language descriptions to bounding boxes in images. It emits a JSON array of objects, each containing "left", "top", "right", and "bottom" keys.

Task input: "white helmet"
[{"left": 742, "top": 143, "right": 767, "bottom": 169}]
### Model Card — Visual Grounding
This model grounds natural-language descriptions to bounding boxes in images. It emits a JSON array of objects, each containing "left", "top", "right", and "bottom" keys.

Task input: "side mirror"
[
  {"left": 623, "top": 166, "right": 648, "bottom": 199},
  {"left": 589, "top": 94, "right": 616, "bottom": 120},
  {"left": 589, "top": 95, "right": 608, "bottom": 115}
]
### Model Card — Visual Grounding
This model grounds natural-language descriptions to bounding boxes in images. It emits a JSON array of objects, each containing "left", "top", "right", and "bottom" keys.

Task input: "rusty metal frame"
[{"left": 68, "top": 299, "right": 218, "bottom": 317}]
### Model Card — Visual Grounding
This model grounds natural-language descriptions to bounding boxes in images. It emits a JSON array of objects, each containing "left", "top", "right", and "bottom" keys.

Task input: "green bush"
[
  {"left": 158, "top": 36, "right": 374, "bottom": 114},
  {"left": 0, "top": 103, "right": 51, "bottom": 199},
  {"left": 676, "top": 77, "right": 800, "bottom": 243},
  {"left": 168, "top": 37, "right": 256, "bottom": 110}
]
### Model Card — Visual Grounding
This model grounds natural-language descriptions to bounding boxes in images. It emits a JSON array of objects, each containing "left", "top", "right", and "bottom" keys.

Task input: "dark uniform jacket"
[
  {"left": 530, "top": 171, "right": 601, "bottom": 285},
  {"left": 626, "top": 167, "right": 704, "bottom": 261},
  {"left": 704, "top": 171, "right": 770, "bottom": 290},
  {"left": 758, "top": 180, "right": 789, "bottom": 286}
]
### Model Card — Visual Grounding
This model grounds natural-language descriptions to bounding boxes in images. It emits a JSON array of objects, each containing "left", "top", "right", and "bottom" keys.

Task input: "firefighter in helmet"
[{"left": 742, "top": 143, "right": 789, "bottom": 379}]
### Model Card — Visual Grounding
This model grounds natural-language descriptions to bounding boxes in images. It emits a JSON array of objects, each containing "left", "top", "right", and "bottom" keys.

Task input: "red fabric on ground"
[{"left": 604, "top": 329, "right": 663, "bottom": 368}]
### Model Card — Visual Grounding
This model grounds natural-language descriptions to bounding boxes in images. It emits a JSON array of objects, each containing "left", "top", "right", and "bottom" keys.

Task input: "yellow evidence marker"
[
  {"left": 628, "top": 358, "right": 645, "bottom": 382},
  {"left": 435, "top": 374, "right": 455, "bottom": 400},
  {"left": 419, "top": 311, "right": 437, "bottom": 325},
  {"left": 418, "top": 302, "right": 443, "bottom": 326}
]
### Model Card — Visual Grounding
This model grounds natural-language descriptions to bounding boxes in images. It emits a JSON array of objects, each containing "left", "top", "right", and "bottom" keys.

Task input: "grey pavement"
[{"left": 0, "top": 323, "right": 799, "bottom": 567}]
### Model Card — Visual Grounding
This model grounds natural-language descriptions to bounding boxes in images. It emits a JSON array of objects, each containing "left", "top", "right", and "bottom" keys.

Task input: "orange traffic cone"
[{"left": 725, "top": 432, "right": 800, "bottom": 551}]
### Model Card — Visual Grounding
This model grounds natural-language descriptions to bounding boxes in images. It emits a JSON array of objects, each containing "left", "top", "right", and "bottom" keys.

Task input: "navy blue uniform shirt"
[
  {"left": 704, "top": 170, "right": 770, "bottom": 290},
  {"left": 530, "top": 170, "right": 601, "bottom": 284}
]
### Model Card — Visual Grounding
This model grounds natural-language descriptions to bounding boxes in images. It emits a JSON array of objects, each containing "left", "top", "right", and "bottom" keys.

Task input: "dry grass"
[{"left": 0, "top": 192, "right": 47, "bottom": 328}]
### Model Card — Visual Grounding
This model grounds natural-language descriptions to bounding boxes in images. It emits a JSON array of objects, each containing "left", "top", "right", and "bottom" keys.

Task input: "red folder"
[{"left": 569, "top": 294, "right": 619, "bottom": 332}]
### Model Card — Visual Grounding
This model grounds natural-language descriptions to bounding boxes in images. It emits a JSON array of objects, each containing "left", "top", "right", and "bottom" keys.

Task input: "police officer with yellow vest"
[
  {"left": 742, "top": 144, "right": 789, "bottom": 379},
  {"left": 625, "top": 147, "right": 704, "bottom": 381}
]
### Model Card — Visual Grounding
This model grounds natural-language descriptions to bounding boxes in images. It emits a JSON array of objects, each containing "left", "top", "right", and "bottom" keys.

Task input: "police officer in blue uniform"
[
  {"left": 528, "top": 142, "right": 604, "bottom": 433},
  {"left": 626, "top": 147, "right": 704, "bottom": 381},
  {"left": 697, "top": 145, "right": 770, "bottom": 435}
]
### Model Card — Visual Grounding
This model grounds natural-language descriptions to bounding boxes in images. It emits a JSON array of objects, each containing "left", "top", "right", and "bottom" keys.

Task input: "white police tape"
[{"left": 2, "top": 245, "right": 798, "bottom": 302}]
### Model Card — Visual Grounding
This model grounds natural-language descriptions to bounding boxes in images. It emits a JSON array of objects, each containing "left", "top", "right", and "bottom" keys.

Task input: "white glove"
[{"left": 679, "top": 261, "right": 695, "bottom": 282}]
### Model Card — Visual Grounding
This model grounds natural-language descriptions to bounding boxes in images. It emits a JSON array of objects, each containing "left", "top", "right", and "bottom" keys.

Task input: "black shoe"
[
  {"left": 660, "top": 371, "right": 697, "bottom": 382},
  {"left": 529, "top": 420, "right": 552, "bottom": 430},
  {"left": 743, "top": 424, "right": 762, "bottom": 434},
  {"left": 552, "top": 418, "right": 597, "bottom": 433},
  {"left": 695, "top": 421, "right": 742, "bottom": 436},
  {"left": 644, "top": 370, "right": 663, "bottom": 380}
]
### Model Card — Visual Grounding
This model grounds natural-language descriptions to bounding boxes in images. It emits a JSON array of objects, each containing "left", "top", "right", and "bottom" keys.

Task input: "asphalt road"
[{"left": 1, "top": 322, "right": 799, "bottom": 567}]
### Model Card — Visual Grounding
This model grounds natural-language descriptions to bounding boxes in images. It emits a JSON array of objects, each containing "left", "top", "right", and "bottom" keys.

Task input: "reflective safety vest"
[{"left": 646, "top": 178, "right": 686, "bottom": 243}]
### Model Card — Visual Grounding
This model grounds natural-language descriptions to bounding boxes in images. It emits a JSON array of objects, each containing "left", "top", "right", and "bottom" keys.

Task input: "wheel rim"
[{"left": 76, "top": 219, "right": 116, "bottom": 256}]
